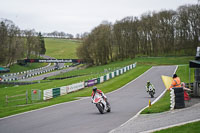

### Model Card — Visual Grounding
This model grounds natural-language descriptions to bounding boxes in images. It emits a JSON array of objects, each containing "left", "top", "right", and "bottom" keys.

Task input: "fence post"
[
  {"left": 26, "top": 90, "right": 28, "bottom": 104},
  {"left": 6, "top": 95, "right": 8, "bottom": 105}
]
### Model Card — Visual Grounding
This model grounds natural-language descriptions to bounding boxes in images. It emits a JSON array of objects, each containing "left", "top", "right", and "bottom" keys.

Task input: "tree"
[{"left": 38, "top": 32, "right": 46, "bottom": 55}]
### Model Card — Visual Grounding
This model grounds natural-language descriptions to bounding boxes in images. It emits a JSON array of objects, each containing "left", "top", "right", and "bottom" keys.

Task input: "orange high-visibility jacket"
[{"left": 170, "top": 77, "right": 181, "bottom": 88}]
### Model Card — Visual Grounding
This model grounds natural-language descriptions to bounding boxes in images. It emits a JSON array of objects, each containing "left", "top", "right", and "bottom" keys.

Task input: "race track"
[{"left": 0, "top": 66, "right": 176, "bottom": 133}]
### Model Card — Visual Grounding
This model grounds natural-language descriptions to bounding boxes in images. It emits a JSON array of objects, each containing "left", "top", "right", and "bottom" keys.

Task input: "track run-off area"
[{"left": 0, "top": 65, "right": 176, "bottom": 133}]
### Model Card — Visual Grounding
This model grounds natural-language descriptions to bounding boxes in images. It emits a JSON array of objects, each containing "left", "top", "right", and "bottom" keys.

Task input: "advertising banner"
[
  {"left": 109, "top": 73, "right": 112, "bottom": 79},
  {"left": 68, "top": 82, "right": 85, "bottom": 93},
  {"left": 104, "top": 75, "right": 107, "bottom": 81},
  {"left": 86, "top": 79, "right": 96, "bottom": 87},
  {"left": 53, "top": 88, "right": 60, "bottom": 98}
]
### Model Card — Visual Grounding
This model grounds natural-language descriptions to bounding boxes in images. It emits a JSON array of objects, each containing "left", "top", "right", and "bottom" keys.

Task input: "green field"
[
  {"left": 154, "top": 121, "right": 200, "bottom": 133},
  {"left": 45, "top": 38, "right": 81, "bottom": 59},
  {"left": 0, "top": 56, "right": 193, "bottom": 118}
]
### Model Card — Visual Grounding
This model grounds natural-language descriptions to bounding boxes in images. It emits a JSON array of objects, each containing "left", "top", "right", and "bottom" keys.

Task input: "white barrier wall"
[
  {"left": 106, "top": 73, "right": 110, "bottom": 80},
  {"left": 43, "top": 89, "right": 53, "bottom": 100},
  {"left": 43, "top": 62, "right": 137, "bottom": 101},
  {"left": 124, "top": 67, "right": 127, "bottom": 72},
  {"left": 100, "top": 76, "right": 104, "bottom": 83},
  {"left": 130, "top": 64, "right": 133, "bottom": 69},
  {"left": 116, "top": 70, "right": 119, "bottom": 76},
  {"left": 60, "top": 86, "right": 67, "bottom": 95},
  {"left": 112, "top": 72, "right": 115, "bottom": 78}
]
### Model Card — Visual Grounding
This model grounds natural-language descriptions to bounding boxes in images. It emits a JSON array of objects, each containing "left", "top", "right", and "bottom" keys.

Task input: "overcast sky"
[{"left": 0, "top": 0, "right": 198, "bottom": 35}]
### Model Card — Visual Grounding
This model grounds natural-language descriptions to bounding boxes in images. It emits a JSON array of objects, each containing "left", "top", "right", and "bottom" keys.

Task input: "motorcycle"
[
  {"left": 92, "top": 94, "right": 111, "bottom": 114},
  {"left": 146, "top": 85, "right": 155, "bottom": 98}
]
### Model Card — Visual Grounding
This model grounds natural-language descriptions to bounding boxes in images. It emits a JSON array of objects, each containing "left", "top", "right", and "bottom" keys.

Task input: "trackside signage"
[
  {"left": 68, "top": 82, "right": 85, "bottom": 93},
  {"left": 19, "top": 59, "right": 82, "bottom": 63}
]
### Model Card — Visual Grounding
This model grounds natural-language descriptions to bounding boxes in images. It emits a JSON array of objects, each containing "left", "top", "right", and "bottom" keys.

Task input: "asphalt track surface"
[
  {"left": 0, "top": 65, "right": 176, "bottom": 133},
  {"left": 20, "top": 66, "right": 77, "bottom": 81}
]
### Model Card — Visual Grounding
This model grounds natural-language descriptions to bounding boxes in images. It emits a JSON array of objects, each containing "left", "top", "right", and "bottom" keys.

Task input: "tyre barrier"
[
  {"left": 173, "top": 87, "right": 185, "bottom": 109},
  {"left": 170, "top": 89, "right": 175, "bottom": 110}
]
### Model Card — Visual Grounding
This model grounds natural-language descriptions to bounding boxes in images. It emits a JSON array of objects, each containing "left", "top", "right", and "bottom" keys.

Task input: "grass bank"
[
  {"left": 154, "top": 121, "right": 200, "bottom": 133},
  {"left": 45, "top": 38, "right": 81, "bottom": 59}
]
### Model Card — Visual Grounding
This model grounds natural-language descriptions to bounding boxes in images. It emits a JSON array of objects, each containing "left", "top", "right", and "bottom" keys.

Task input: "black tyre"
[
  {"left": 173, "top": 87, "right": 184, "bottom": 93},
  {"left": 106, "top": 102, "right": 111, "bottom": 112},
  {"left": 175, "top": 92, "right": 184, "bottom": 97},
  {"left": 149, "top": 91, "right": 154, "bottom": 98},
  {"left": 175, "top": 102, "right": 185, "bottom": 109},
  {"left": 96, "top": 103, "right": 104, "bottom": 114},
  {"left": 175, "top": 97, "right": 184, "bottom": 103}
]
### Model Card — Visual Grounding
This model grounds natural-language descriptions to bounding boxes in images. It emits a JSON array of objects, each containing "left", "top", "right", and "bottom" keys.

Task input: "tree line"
[
  {"left": 0, "top": 19, "right": 46, "bottom": 67},
  {"left": 77, "top": 3, "right": 200, "bottom": 65},
  {"left": 42, "top": 31, "right": 89, "bottom": 39}
]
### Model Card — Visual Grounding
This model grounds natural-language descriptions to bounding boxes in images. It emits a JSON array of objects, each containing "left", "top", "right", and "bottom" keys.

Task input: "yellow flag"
[{"left": 161, "top": 75, "right": 173, "bottom": 89}]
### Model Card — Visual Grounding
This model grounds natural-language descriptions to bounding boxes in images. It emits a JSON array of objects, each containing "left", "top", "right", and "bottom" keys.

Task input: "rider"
[
  {"left": 146, "top": 81, "right": 155, "bottom": 93},
  {"left": 91, "top": 86, "right": 109, "bottom": 105}
]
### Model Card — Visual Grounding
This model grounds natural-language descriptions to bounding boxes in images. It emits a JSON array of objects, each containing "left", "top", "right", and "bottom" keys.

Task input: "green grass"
[
  {"left": 141, "top": 64, "right": 194, "bottom": 114},
  {"left": 45, "top": 38, "right": 81, "bottom": 59},
  {"left": 0, "top": 56, "right": 193, "bottom": 118},
  {"left": 134, "top": 56, "right": 194, "bottom": 66},
  {"left": 154, "top": 121, "right": 200, "bottom": 133}
]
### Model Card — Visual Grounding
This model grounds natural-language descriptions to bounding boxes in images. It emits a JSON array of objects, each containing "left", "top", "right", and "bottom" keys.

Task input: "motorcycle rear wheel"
[
  {"left": 149, "top": 91, "right": 154, "bottom": 98},
  {"left": 106, "top": 102, "right": 111, "bottom": 112}
]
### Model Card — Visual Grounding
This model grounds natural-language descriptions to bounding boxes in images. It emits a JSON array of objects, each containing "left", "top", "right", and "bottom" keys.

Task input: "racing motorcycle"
[
  {"left": 92, "top": 94, "right": 111, "bottom": 114},
  {"left": 146, "top": 85, "right": 155, "bottom": 98}
]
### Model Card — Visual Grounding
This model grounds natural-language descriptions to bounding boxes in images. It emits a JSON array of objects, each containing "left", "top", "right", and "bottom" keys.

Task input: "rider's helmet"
[
  {"left": 173, "top": 74, "right": 177, "bottom": 78},
  {"left": 147, "top": 81, "right": 150, "bottom": 87},
  {"left": 93, "top": 86, "right": 97, "bottom": 92}
]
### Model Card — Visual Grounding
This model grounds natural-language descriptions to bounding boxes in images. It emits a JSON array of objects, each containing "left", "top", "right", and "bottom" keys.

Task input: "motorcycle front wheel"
[{"left": 96, "top": 103, "right": 104, "bottom": 114}]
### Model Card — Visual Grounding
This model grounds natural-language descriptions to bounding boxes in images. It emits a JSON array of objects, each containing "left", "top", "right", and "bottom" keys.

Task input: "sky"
[{"left": 0, "top": 0, "right": 198, "bottom": 35}]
